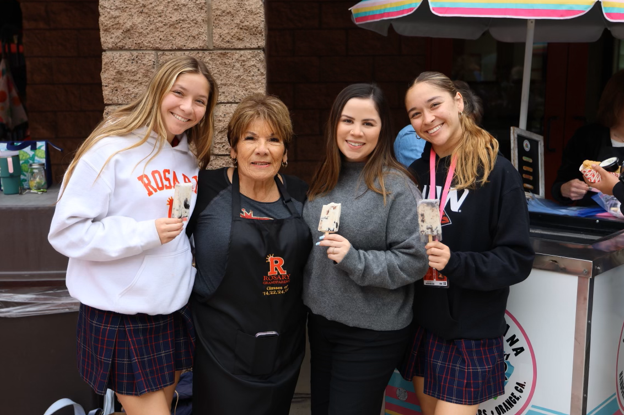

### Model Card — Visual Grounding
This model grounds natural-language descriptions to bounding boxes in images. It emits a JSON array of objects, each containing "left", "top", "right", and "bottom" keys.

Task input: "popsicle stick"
[{"left": 428, "top": 235, "right": 433, "bottom": 243}]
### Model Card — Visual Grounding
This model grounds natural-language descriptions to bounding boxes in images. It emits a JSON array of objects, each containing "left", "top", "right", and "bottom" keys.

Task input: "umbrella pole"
[{"left": 519, "top": 19, "right": 535, "bottom": 130}]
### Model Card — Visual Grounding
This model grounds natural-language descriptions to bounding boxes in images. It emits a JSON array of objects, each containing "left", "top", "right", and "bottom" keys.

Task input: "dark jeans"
[{"left": 308, "top": 312, "right": 414, "bottom": 415}]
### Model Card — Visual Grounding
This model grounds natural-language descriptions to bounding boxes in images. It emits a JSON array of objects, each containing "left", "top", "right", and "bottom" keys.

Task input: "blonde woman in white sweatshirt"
[{"left": 48, "top": 56, "right": 218, "bottom": 415}]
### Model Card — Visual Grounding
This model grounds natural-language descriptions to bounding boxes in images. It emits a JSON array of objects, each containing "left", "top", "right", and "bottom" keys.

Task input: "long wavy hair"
[
  {"left": 308, "top": 83, "right": 415, "bottom": 204},
  {"left": 409, "top": 72, "right": 498, "bottom": 190},
  {"left": 62, "top": 56, "right": 218, "bottom": 191}
]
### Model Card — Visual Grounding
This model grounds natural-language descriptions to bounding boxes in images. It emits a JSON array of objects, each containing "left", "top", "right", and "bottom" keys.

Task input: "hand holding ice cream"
[
  {"left": 316, "top": 233, "right": 351, "bottom": 264},
  {"left": 425, "top": 241, "right": 451, "bottom": 271},
  {"left": 585, "top": 164, "right": 619, "bottom": 196},
  {"left": 156, "top": 217, "right": 184, "bottom": 244},
  {"left": 579, "top": 157, "right": 620, "bottom": 184}
]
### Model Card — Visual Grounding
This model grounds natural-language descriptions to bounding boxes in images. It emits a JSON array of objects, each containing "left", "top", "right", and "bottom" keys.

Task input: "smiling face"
[
  {"left": 231, "top": 118, "right": 287, "bottom": 184},
  {"left": 160, "top": 72, "right": 210, "bottom": 143},
  {"left": 405, "top": 82, "right": 465, "bottom": 157},
  {"left": 336, "top": 98, "right": 381, "bottom": 162}
]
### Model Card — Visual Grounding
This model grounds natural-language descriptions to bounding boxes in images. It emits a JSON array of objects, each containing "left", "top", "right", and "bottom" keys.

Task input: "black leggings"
[{"left": 308, "top": 313, "right": 414, "bottom": 415}]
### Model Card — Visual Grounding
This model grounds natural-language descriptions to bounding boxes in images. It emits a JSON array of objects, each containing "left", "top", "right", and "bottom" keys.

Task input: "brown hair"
[
  {"left": 409, "top": 72, "right": 498, "bottom": 190},
  {"left": 597, "top": 69, "right": 624, "bottom": 128},
  {"left": 453, "top": 80, "right": 483, "bottom": 126},
  {"left": 227, "top": 94, "right": 293, "bottom": 151},
  {"left": 308, "top": 83, "right": 415, "bottom": 204},
  {"left": 62, "top": 56, "right": 218, "bottom": 194}
]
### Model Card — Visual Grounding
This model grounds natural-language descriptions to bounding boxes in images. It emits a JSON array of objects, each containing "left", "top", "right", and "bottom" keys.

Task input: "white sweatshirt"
[{"left": 49, "top": 128, "right": 199, "bottom": 315}]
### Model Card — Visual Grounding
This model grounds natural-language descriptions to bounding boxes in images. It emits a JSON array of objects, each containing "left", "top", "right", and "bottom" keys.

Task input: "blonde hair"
[
  {"left": 227, "top": 94, "right": 293, "bottom": 151},
  {"left": 409, "top": 72, "right": 498, "bottom": 190},
  {"left": 62, "top": 56, "right": 218, "bottom": 191}
]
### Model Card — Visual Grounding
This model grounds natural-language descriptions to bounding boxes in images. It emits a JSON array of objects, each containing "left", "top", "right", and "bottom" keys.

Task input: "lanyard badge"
[{"left": 423, "top": 149, "right": 456, "bottom": 289}]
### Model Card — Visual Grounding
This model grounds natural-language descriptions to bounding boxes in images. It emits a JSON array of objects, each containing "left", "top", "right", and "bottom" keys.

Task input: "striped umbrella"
[
  {"left": 351, "top": 0, "right": 623, "bottom": 22},
  {"left": 604, "top": 0, "right": 624, "bottom": 20},
  {"left": 350, "top": 0, "right": 624, "bottom": 129}
]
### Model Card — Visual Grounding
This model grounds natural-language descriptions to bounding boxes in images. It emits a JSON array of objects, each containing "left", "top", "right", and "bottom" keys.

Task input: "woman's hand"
[
  {"left": 155, "top": 218, "right": 184, "bottom": 244},
  {"left": 586, "top": 164, "right": 618, "bottom": 196},
  {"left": 317, "top": 233, "right": 351, "bottom": 264},
  {"left": 426, "top": 241, "right": 451, "bottom": 271},
  {"left": 561, "top": 178, "right": 589, "bottom": 200}
]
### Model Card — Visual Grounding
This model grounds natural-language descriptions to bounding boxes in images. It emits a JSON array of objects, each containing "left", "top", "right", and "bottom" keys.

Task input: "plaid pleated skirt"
[
  {"left": 76, "top": 303, "right": 195, "bottom": 396},
  {"left": 398, "top": 325, "right": 505, "bottom": 405}
]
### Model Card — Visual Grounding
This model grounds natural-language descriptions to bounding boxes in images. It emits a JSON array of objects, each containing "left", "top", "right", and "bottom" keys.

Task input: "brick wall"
[
  {"left": 19, "top": 0, "right": 103, "bottom": 184},
  {"left": 266, "top": 1, "right": 428, "bottom": 183},
  {"left": 99, "top": 0, "right": 266, "bottom": 170},
  {"left": 19, "top": 0, "right": 432, "bottom": 184}
]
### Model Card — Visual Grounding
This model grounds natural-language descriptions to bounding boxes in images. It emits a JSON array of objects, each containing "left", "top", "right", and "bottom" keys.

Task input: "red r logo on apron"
[{"left": 267, "top": 256, "right": 287, "bottom": 276}]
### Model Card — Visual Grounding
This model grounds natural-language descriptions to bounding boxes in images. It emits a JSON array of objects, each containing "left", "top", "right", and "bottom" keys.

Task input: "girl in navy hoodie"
[{"left": 399, "top": 72, "right": 534, "bottom": 415}]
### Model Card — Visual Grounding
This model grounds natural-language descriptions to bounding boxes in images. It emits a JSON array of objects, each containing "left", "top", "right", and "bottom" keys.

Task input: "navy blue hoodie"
[{"left": 409, "top": 143, "right": 535, "bottom": 340}]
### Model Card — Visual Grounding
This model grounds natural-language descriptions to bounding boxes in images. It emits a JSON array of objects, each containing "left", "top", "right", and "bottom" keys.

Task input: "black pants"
[{"left": 308, "top": 313, "right": 414, "bottom": 415}]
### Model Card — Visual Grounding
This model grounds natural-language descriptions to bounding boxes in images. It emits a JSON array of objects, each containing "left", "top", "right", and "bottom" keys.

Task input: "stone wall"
[
  {"left": 19, "top": 0, "right": 103, "bottom": 183},
  {"left": 99, "top": 0, "right": 266, "bottom": 169},
  {"left": 265, "top": 1, "right": 429, "bottom": 183}
]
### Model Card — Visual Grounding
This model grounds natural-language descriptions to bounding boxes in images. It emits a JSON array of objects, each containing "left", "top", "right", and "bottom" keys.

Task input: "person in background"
[
  {"left": 552, "top": 69, "right": 624, "bottom": 205},
  {"left": 394, "top": 80, "right": 483, "bottom": 167},
  {"left": 400, "top": 72, "right": 534, "bottom": 415},
  {"left": 187, "top": 94, "right": 311, "bottom": 415},
  {"left": 303, "top": 83, "right": 428, "bottom": 415},
  {"left": 48, "top": 56, "right": 218, "bottom": 415},
  {"left": 394, "top": 124, "right": 427, "bottom": 167}
]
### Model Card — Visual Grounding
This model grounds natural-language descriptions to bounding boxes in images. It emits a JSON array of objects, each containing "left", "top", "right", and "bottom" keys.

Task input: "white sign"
[{"left": 477, "top": 311, "right": 537, "bottom": 415}]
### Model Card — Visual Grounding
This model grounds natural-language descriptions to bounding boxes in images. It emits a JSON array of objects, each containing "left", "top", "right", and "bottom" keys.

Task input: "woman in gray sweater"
[{"left": 303, "top": 83, "right": 429, "bottom": 415}]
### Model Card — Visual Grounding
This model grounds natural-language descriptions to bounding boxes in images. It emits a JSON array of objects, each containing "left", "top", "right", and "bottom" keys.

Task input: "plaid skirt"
[
  {"left": 398, "top": 326, "right": 505, "bottom": 405},
  {"left": 76, "top": 303, "right": 195, "bottom": 396}
]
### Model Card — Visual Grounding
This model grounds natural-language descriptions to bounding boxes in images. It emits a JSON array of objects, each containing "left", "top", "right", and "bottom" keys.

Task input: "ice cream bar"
[
  {"left": 418, "top": 199, "right": 441, "bottom": 242},
  {"left": 172, "top": 183, "right": 193, "bottom": 220},
  {"left": 318, "top": 203, "right": 341, "bottom": 234}
]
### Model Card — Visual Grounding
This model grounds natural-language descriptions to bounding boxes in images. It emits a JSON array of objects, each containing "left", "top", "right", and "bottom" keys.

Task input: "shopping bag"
[
  {"left": 42, "top": 389, "right": 116, "bottom": 415},
  {"left": 42, "top": 398, "right": 103, "bottom": 415},
  {"left": 0, "top": 140, "right": 61, "bottom": 189},
  {"left": 385, "top": 369, "right": 422, "bottom": 414}
]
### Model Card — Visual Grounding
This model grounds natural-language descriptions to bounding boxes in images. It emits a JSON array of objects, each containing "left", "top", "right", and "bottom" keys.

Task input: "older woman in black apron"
[{"left": 186, "top": 94, "right": 311, "bottom": 414}]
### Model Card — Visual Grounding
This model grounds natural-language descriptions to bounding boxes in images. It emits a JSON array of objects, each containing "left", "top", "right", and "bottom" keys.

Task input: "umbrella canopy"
[
  {"left": 351, "top": 0, "right": 624, "bottom": 42},
  {"left": 350, "top": 0, "right": 624, "bottom": 129}
]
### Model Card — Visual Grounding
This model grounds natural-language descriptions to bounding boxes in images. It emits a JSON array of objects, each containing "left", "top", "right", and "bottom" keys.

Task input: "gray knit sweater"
[{"left": 302, "top": 162, "right": 428, "bottom": 331}]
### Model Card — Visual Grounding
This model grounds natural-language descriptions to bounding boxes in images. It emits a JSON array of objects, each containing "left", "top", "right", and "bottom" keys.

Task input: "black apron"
[{"left": 192, "top": 170, "right": 312, "bottom": 415}]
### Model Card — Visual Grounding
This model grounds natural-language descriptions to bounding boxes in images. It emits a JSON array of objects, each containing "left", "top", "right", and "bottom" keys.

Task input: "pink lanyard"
[{"left": 429, "top": 148, "right": 457, "bottom": 221}]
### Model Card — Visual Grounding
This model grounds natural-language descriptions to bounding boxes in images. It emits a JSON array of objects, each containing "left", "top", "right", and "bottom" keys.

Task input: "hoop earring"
[{"left": 281, "top": 161, "right": 288, "bottom": 168}]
